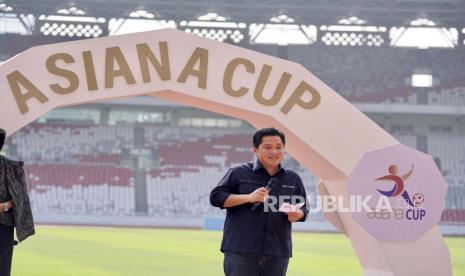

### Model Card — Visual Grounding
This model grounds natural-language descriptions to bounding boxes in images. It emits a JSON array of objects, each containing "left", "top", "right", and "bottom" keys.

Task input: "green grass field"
[{"left": 10, "top": 225, "right": 465, "bottom": 276}]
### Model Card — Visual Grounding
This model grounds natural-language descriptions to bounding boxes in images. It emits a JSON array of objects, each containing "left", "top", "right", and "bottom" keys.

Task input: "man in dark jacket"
[
  {"left": 210, "top": 127, "right": 308, "bottom": 276},
  {"left": 0, "top": 128, "right": 35, "bottom": 276}
]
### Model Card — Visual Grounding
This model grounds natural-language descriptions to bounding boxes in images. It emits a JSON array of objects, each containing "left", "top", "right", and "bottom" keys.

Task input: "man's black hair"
[{"left": 252, "top": 127, "right": 285, "bottom": 148}]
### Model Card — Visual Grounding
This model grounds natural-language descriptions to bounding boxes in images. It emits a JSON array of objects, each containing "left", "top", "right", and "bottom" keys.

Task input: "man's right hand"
[
  {"left": 248, "top": 187, "right": 269, "bottom": 203},
  {"left": 1, "top": 200, "right": 12, "bottom": 213}
]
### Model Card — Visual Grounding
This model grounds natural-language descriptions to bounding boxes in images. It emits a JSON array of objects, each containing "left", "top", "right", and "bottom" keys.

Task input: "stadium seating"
[
  {"left": 3, "top": 123, "right": 464, "bottom": 226},
  {"left": 427, "top": 133, "right": 465, "bottom": 224}
]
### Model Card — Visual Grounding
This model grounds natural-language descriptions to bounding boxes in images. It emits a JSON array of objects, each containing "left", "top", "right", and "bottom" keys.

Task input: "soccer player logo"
[{"left": 375, "top": 164, "right": 415, "bottom": 207}]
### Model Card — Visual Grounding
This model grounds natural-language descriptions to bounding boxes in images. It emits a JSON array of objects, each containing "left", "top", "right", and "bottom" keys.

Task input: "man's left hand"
[{"left": 287, "top": 209, "right": 304, "bottom": 222}]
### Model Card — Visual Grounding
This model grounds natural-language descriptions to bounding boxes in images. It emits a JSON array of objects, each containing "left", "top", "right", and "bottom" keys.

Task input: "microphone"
[{"left": 251, "top": 178, "right": 278, "bottom": 210}]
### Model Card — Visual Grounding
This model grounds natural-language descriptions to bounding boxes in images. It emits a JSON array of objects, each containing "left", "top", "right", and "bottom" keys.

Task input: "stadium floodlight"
[
  {"left": 270, "top": 14, "right": 295, "bottom": 24},
  {"left": 129, "top": 10, "right": 156, "bottom": 19},
  {"left": 411, "top": 74, "right": 433, "bottom": 88},
  {"left": 250, "top": 15, "right": 316, "bottom": 45},
  {"left": 57, "top": 6, "right": 85, "bottom": 16},
  {"left": 0, "top": 13, "right": 34, "bottom": 35},
  {"left": 0, "top": 3, "right": 13, "bottom": 12},
  {"left": 338, "top": 16, "right": 366, "bottom": 25},
  {"left": 320, "top": 15, "right": 386, "bottom": 47},
  {"left": 410, "top": 18, "right": 436, "bottom": 26},
  {"left": 108, "top": 17, "right": 176, "bottom": 36},
  {"left": 179, "top": 13, "right": 246, "bottom": 44},
  {"left": 198, "top": 12, "right": 226, "bottom": 22},
  {"left": 390, "top": 18, "right": 457, "bottom": 49}
]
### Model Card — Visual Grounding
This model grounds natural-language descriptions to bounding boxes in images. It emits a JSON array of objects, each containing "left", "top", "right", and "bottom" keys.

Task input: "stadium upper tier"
[
  {"left": 1, "top": 35, "right": 464, "bottom": 106},
  {"left": 288, "top": 47, "right": 465, "bottom": 104}
]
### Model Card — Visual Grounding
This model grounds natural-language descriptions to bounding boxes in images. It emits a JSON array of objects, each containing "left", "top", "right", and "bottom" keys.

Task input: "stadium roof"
[{"left": 3, "top": 0, "right": 465, "bottom": 26}]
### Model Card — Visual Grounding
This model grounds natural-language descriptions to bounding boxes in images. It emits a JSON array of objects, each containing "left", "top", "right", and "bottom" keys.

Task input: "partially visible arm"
[
  {"left": 288, "top": 174, "right": 309, "bottom": 222},
  {"left": 210, "top": 168, "right": 269, "bottom": 209},
  {"left": 223, "top": 187, "right": 269, "bottom": 208},
  {"left": 223, "top": 194, "right": 251, "bottom": 208},
  {"left": 210, "top": 168, "right": 236, "bottom": 209},
  {"left": 0, "top": 200, "right": 12, "bottom": 213}
]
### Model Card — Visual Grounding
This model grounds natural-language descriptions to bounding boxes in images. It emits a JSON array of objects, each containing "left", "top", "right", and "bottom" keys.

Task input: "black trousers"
[
  {"left": 0, "top": 224, "right": 14, "bottom": 276},
  {"left": 224, "top": 252, "right": 289, "bottom": 276}
]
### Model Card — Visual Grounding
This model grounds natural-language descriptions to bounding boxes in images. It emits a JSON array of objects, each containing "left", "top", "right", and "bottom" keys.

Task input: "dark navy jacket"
[{"left": 210, "top": 159, "right": 308, "bottom": 258}]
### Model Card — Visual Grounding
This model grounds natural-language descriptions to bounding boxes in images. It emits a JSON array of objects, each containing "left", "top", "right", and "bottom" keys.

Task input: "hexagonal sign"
[{"left": 347, "top": 144, "right": 448, "bottom": 242}]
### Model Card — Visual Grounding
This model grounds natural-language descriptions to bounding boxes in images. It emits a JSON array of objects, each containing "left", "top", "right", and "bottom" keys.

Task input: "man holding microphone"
[{"left": 210, "top": 127, "right": 309, "bottom": 276}]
